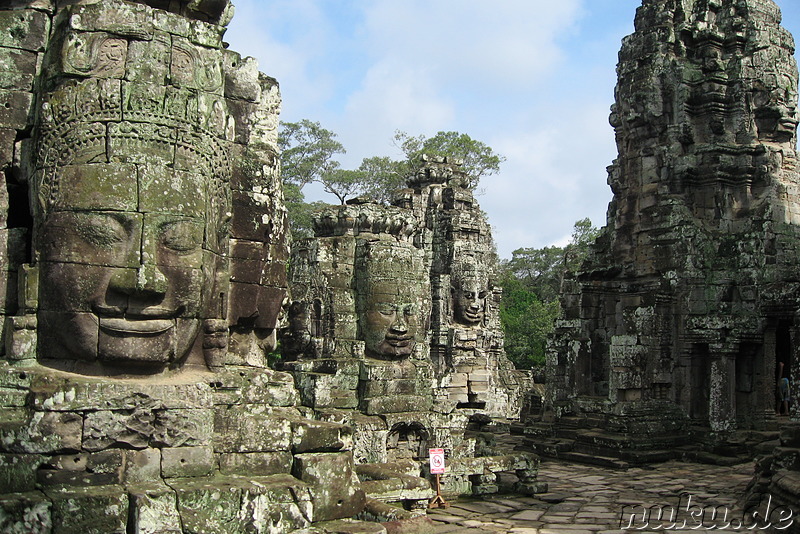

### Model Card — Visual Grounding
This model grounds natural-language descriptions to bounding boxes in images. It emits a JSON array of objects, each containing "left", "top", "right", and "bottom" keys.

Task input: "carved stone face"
[
  {"left": 36, "top": 163, "right": 215, "bottom": 370},
  {"left": 453, "top": 277, "right": 487, "bottom": 326},
  {"left": 362, "top": 280, "right": 421, "bottom": 359}
]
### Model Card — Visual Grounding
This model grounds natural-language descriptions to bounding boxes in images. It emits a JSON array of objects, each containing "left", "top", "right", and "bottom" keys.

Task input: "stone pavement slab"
[{"left": 424, "top": 458, "right": 756, "bottom": 533}]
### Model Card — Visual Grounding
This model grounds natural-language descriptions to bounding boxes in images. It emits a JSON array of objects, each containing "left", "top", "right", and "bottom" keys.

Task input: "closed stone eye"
[
  {"left": 75, "top": 213, "right": 127, "bottom": 247},
  {"left": 161, "top": 220, "right": 203, "bottom": 253}
]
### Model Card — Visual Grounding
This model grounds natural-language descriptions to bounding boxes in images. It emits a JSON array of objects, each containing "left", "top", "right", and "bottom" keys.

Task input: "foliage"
[
  {"left": 357, "top": 156, "right": 408, "bottom": 204},
  {"left": 503, "top": 245, "right": 565, "bottom": 303},
  {"left": 278, "top": 121, "right": 507, "bottom": 240},
  {"left": 283, "top": 182, "right": 328, "bottom": 240},
  {"left": 394, "top": 130, "right": 505, "bottom": 191},
  {"left": 499, "top": 219, "right": 602, "bottom": 369},
  {"left": 565, "top": 217, "right": 602, "bottom": 273},
  {"left": 320, "top": 168, "right": 368, "bottom": 205},
  {"left": 279, "top": 119, "right": 345, "bottom": 190},
  {"left": 499, "top": 274, "right": 560, "bottom": 369}
]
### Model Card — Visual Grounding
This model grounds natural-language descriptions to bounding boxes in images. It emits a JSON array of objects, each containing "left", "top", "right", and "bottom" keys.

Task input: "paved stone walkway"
[{"left": 426, "top": 459, "right": 773, "bottom": 533}]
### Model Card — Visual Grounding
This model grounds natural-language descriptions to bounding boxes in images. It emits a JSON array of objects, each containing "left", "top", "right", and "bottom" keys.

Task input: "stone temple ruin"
[
  {"left": 525, "top": 0, "right": 800, "bottom": 517},
  {"left": 0, "top": 0, "right": 536, "bottom": 532},
  {"left": 281, "top": 157, "right": 534, "bottom": 497},
  {"left": 2, "top": 0, "right": 800, "bottom": 531}
]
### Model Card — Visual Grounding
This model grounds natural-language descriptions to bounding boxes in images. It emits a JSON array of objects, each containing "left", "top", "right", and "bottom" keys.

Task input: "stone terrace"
[{"left": 427, "top": 459, "right": 764, "bottom": 533}]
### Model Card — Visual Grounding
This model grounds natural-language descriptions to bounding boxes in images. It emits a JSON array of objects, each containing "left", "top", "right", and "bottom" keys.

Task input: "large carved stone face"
[
  {"left": 36, "top": 161, "right": 218, "bottom": 370},
  {"left": 362, "top": 279, "right": 422, "bottom": 359},
  {"left": 452, "top": 277, "right": 487, "bottom": 326}
]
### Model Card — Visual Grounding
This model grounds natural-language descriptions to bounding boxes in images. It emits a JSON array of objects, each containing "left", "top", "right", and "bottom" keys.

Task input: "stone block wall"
[
  {"left": 0, "top": 1, "right": 369, "bottom": 532},
  {"left": 539, "top": 0, "right": 800, "bottom": 461},
  {"left": 281, "top": 159, "right": 536, "bottom": 497}
]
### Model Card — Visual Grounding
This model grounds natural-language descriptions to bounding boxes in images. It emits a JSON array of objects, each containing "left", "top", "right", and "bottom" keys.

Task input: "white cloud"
[
  {"left": 483, "top": 101, "right": 616, "bottom": 256},
  {"left": 335, "top": 61, "right": 455, "bottom": 167},
  {"left": 225, "top": 0, "right": 339, "bottom": 117},
  {"left": 359, "top": 0, "right": 583, "bottom": 90},
  {"left": 224, "top": 0, "right": 618, "bottom": 258},
  {"left": 333, "top": 0, "right": 586, "bottom": 174}
]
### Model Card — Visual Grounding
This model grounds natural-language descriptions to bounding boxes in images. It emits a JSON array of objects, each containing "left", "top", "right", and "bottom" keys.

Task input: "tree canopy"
[
  {"left": 498, "top": 218, "right": 601, "bottom": 369},
  {"left": 278, "top": 120, "right": 599, "bottom": 373},
  {"left": 278, "top": 120, "right": 506, "bottom": 239},
  {"left": 394, "top": 130, "right": 505, "bottom": 191}
]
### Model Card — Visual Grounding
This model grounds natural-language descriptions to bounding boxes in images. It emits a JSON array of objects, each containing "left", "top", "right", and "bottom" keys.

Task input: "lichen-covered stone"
[
  {"left": 0, "top": 454, "right": 41, "bottom": 493},
  {"left": 171, "top": 474, "right": 312, "bottom": 533},
  {"left": 218, "top": 451, "right": 293, "bottom": 476},
  {"left": 292, "top": 452, "right": 366, "bottom": 522},
  {"left": 281, "top": 159, "right": 538, "bottom": 499},
  {"left": 128, "top": 485, "right": 182, "bottom": 534},
  {"left": 45, "top": 484, "right": 129, "bottom": 534},
  {"left": 0, "top": 491, "right": 52, "bottom": 534},
  {"left": 534, "top": 0, "right": 800, "bottom": 496},
  {"left": 213, "top": 405, "right": 294, "bottom": 453},
  {"left": 161, "top": 446, "right": 214, "bottom": 479},
  {"left": 0, "top": 1, "right": 368, "bottom": 531}
]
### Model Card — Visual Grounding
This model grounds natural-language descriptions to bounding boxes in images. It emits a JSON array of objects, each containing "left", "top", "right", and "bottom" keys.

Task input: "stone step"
[
  {"left": 521, "top": 437, "right": 574, "bottom": 457},
  {"left": 522, "top": 422, "right": 555, "bottom": 438},
  {"left": 509, "top": 422, "right": 526, "bottom": 435},
  {"left": 681, "top": 450, "right": 750, "bottom": 466},
  {"left": 557, "top": 451, "right": 630, "bottom": 469}
]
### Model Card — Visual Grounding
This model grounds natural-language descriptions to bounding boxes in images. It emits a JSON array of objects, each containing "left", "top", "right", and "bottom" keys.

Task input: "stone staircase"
[{"left": 516, "top": 411, "right": 779, "bottom": 469}]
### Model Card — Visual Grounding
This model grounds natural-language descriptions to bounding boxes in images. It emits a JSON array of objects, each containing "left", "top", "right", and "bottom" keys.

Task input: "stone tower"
[
  {"left": 282, "top": 158, "right": 536, "bottom": 496},
  {"left": 536, "top": 0, "right": 800, "bottom": 461},
  {"left": 0, "top": 1, "right": 369, "bottom": 531}
]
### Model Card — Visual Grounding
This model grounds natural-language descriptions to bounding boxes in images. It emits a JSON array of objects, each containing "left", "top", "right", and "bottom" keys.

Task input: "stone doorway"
[
  {"left": 775, "top": 324, "right": 792, "bottom": 416},
  {"left": 386, "top": 422, "right": 428, "bottom": 462},
  {"left": 690, "top": 343, "right": 711, "bottom": 423}
]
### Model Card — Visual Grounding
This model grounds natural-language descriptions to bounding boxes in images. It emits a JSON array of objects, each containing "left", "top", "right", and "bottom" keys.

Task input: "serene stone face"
[
  {"left": 356, "top": 240, "right": 427, "bottom": 360},
  {"left": 37, "top": 161, "right": 216, "bottom": 368},
  {"left": 452, "top": 276, "right": 487, "bottom": 326},
  {"left": 362, "top": 279, "right": 422, "bottom": 359},
  {"left": 24, "top": 0, "right": 238, "bottom": 372}
]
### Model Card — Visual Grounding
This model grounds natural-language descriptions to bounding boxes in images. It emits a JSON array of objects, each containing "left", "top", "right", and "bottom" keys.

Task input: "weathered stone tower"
[
  {"left": 0, "top": 1, "right": 370, "bottom": 531},
  {"left": 534, "top": 0, "right": 800, "bottom": 462},
  {"left": 282, "top": 158, "right": 536, "bottom": 497}
]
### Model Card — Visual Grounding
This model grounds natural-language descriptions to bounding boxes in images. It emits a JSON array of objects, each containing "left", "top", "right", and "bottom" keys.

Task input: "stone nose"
[
  {"left": 107, "top": 262, "right": 168, "bottom": 298},
  {"left": 136, "top": 262, "right": 168, "bottom": 294},
  {"left": 390, "top": 312, "right": 408, "bottom": 332}
]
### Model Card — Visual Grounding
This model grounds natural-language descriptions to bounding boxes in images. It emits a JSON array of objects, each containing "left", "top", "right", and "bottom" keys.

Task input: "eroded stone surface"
[
  {"left": 532, "top": 0, "right": 800, "bottom": 519},
  {"left": 0, "top": 1, "right": 363, "bottom": 532},
  {"left": 281, "top": 159, "right": 537, "bottom": 505}
]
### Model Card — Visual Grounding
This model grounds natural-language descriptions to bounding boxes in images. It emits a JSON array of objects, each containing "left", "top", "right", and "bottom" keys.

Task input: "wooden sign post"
[{"left": 428, "top": 448, "right": 448, "bottom": 508}]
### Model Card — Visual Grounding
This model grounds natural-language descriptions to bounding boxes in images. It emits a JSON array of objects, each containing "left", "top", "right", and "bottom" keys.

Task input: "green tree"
[
  {"left": 393, "top": 130, "right": 505, "bottom": 191},
  {"left": 279, "top": 120, "right": 344, "bottom": 240},
  {"left": 498, "top": 219, "right": 601, "bottom": 369},
  {"left": 279, "top": 120, "right": 345, "bottom": 190},
  {"left": 278, "top": 121, "right": 507, "bottom": 237},
  {"left": 564, "top": 217, "right": 602, "bottom": 273},
  {"left": 357, "top": 156, "right": 408, "bottom": 204},
  {"left": 503, "top": 245, "right": 564, "bottom": 303},
  {"left": 283, "top": 183, "right": 328, "bottom": 240},
  {"left": 499, "top": 274, "right": 561, "bottom": 369},
  {"left": 321, "top": 168, "right": 369, "bottom": 205}
]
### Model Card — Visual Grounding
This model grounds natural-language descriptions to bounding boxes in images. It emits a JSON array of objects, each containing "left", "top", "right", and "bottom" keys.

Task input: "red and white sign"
[{"left": 429, "top": 448, "right": 446, "bottom": 474}]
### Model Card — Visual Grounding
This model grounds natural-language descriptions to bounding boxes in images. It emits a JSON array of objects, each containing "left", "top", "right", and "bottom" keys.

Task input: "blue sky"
[{"left": 225, "top": 0, "right": 800, "bottom": 259}]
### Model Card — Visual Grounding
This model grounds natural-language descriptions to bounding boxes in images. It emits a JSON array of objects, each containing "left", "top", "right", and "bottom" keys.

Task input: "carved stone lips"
[
  {"left": 463, "top": 309, "right": 482, "bottom": 321},
  {"left": 385, "top": 335, "right": 413, "bottom": 347},
  {"left": 99, "top": 317, "right": 173, "bottom": 335},
  {"left": 94, "top": 304, "right": 177, "bottom": 335}
]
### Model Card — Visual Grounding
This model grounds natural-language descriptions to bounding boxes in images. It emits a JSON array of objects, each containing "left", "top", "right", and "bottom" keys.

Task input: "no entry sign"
[{"left": 429, "top": 448, "right": 445, "bottom": 474}]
